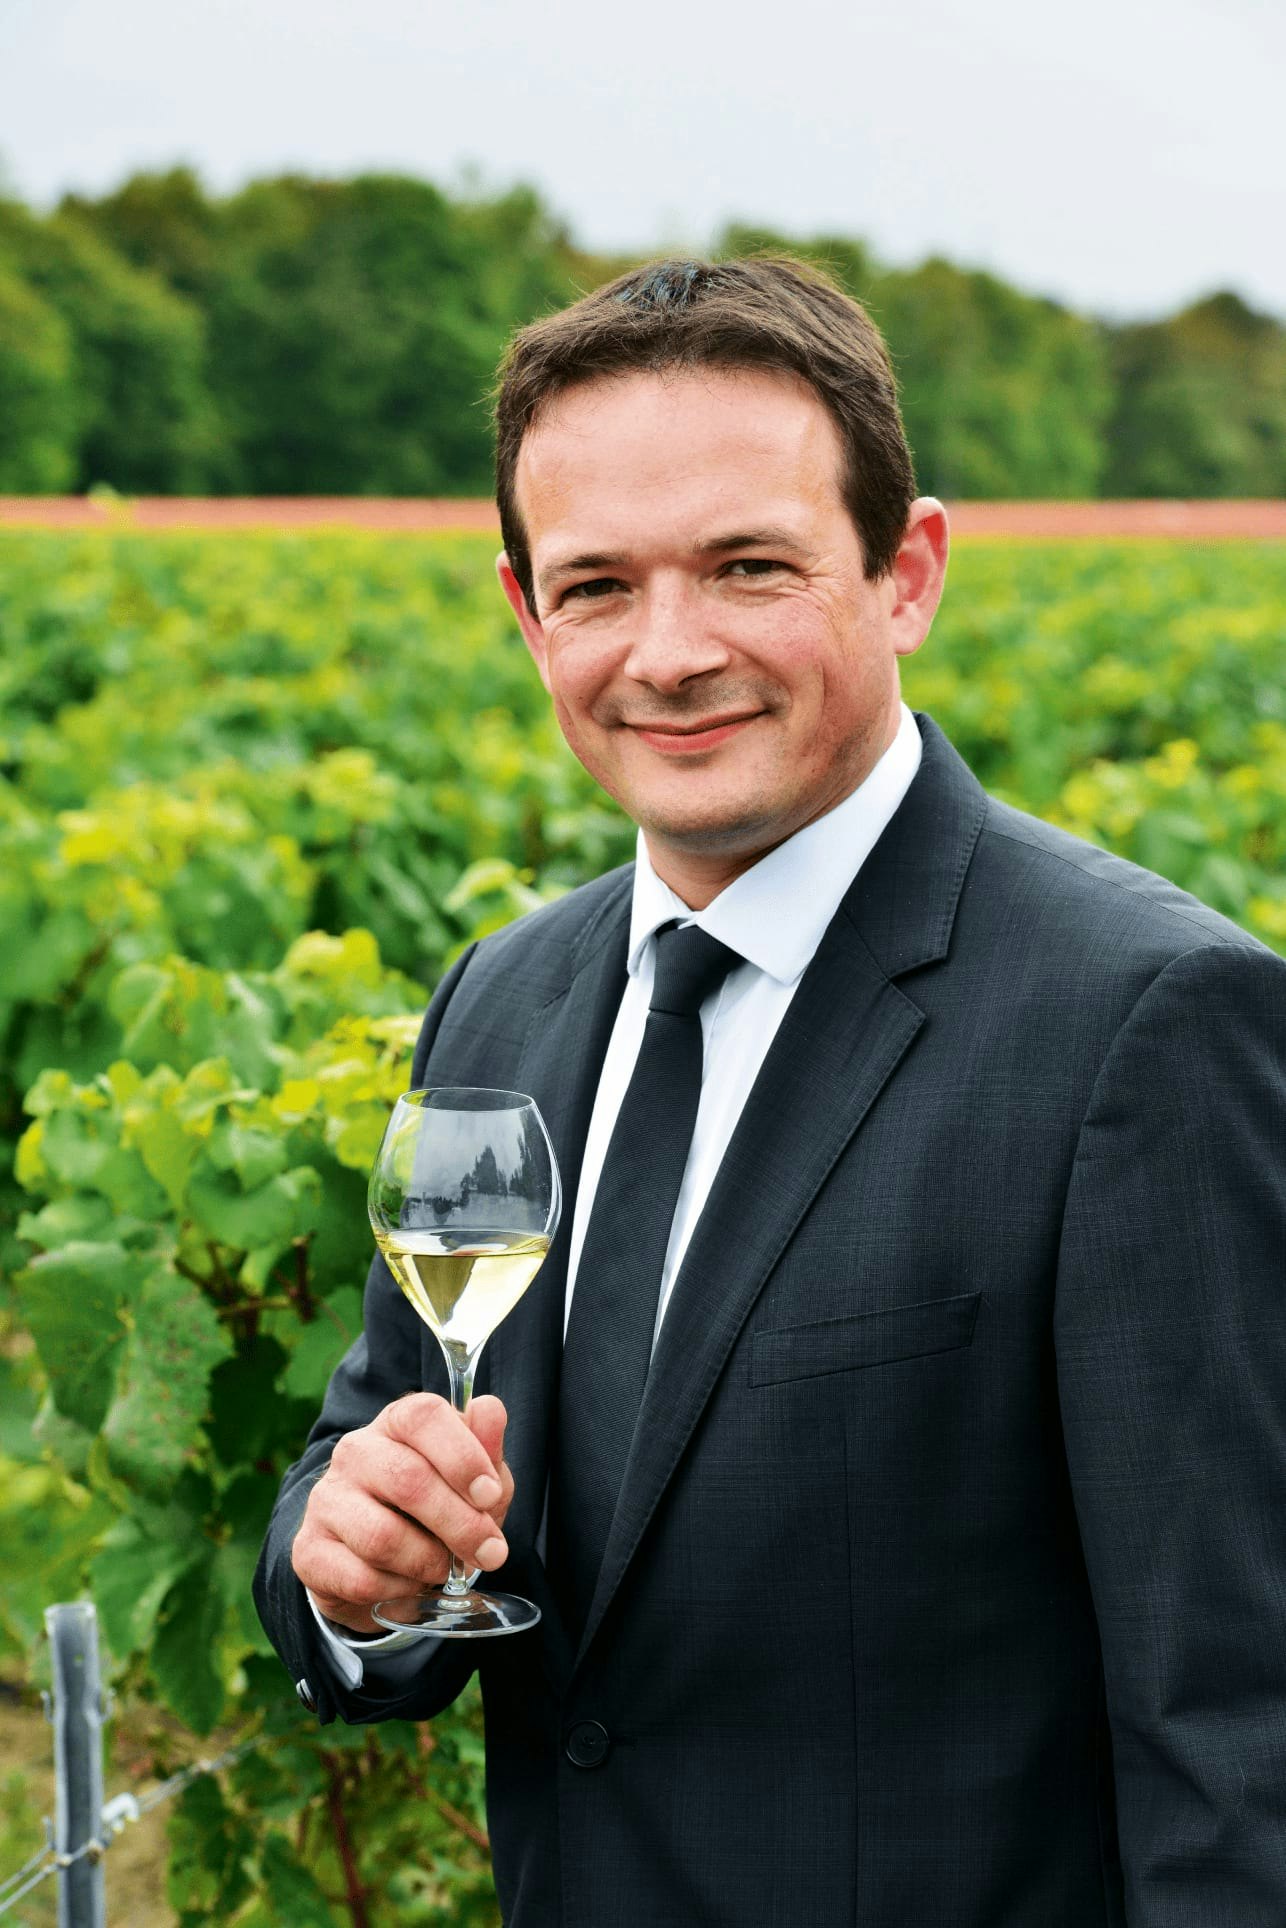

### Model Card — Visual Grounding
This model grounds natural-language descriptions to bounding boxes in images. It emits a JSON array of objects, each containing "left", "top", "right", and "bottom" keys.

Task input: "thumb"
[{"left": 466, "top": 1394, "right": 508, "bottom": 1470}]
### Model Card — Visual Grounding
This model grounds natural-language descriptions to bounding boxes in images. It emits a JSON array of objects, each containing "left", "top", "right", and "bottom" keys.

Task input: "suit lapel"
[
  {"left": 574, "top": 714, "right": 989, "bottom": 1663},
  {"left": 478, "top": 875, "right": 631, "bottom": 1561}
]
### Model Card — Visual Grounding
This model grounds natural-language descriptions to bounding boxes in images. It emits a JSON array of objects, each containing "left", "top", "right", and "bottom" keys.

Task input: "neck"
[{"left": 646, "top": 832, "right": 796, "bottom": 909}]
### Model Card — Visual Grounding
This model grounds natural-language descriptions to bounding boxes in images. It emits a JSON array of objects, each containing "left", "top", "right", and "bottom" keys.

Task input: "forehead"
[{"left": 514, "top": 366, "right": 847, "bottom": 545}]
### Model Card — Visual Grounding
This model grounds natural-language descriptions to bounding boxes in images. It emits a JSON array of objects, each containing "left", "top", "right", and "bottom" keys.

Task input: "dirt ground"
[
  {"left": 0, "top": 1690, "right": 174, "bottom": 1927},
  {"left": 1, "top": 496, "right": 1283, "bottom": 539}
]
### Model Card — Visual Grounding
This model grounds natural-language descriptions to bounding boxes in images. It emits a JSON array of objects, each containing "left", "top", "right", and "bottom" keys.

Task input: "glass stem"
[{"left": 441, "top": 1341, "right": 476, "bottom": 1597}]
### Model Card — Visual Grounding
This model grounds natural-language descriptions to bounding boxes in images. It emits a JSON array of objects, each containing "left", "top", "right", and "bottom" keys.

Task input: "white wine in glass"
[{"left": 368, "top": 1087, "right": 560, "bottom": 1638}]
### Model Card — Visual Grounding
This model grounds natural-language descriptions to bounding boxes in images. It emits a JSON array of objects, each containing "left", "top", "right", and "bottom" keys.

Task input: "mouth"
[{"left": 627, "top": 712, "right": 764, "bottom": 755}]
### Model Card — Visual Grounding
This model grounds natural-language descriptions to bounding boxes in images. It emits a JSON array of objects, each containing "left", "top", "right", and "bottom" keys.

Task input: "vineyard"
[{"left": 1, "top": 530, "right": 1284, "bottom": 1923}]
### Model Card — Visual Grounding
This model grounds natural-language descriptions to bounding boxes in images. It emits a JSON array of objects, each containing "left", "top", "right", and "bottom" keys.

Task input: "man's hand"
[{"left": 292, "top": 1392, "right": 513, "bottom": 1634}]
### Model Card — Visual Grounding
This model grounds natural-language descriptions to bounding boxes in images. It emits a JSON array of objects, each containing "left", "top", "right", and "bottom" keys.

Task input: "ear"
[
  {"left": 887, "top": 499, "right": 950, "bottom": 660},
  {"left": 496, "top": 552, "right": 552, "bottom": 691}
]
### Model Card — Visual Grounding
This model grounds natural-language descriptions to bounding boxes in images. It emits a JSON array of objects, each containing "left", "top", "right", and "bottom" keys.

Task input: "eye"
[
  {"left": 562, "top": 577, "right": 624, "bottom": 602},
  {"left": 724, "top": 558, "right": 785, "bottom": 578}
]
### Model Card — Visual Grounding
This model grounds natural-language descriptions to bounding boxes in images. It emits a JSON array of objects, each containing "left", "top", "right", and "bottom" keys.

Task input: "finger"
[
  {"left": 382, "top": 1393, "right": 505, "bottom": 1512},
  {"left": 465, "top": 1398, "right": 513, "bottom": 1526},
  {"left": 466, "top": 1394, "right": 509, "bottom": 1471},
  {"left": 338, "top": 1434, "right": 472, "bottom": 1530},
  {"left": 311, "top": 1458, "right": 508, "bottom": 1574},
  {"left": 293, "top": 1526, "right": 441, "bottom": 1623},
  {"left": 323, "top": 1489, "right": 451, "bottom": 1589}
]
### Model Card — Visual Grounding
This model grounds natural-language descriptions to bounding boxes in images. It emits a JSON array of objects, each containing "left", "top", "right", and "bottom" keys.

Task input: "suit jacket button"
[
  {"left": 296, "top": 1678, "right": 317, "bottom": 1712},
  {"left": 564, "top": 1719, "right": 610, "bottom": 1768}
]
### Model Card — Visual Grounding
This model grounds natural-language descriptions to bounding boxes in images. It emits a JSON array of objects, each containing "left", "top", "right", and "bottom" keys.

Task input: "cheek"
[
  {"left": 543, "top": 655, "right": 605, "bottom": 728},
  {"left": 548, "top": 681, "right": 615, "bottom": 782},
  {"left": 786, "top": 642, "right": 880, "bottom": 752},
  {"left": 546, "top": 629, "right": 615, "bottom": 713}
]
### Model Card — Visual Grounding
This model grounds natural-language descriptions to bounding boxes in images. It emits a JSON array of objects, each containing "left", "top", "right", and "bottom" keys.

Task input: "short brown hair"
[{"left": 493, "top": 254, "right": 916, "bottom": 615}]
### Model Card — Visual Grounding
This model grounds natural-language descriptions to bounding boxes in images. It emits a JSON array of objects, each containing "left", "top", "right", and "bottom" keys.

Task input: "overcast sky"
[{"left": 3, "top": 0, "right": 1283, "bottom": 321}]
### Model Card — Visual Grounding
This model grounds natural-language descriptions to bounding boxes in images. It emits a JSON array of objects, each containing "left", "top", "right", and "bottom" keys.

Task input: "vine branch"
[
  {"left": 289, "top": 1236, "right": 317, "bottom": 1322},
  {"left": 431, "top": 1792, "right": 491, "bottom": 1853},
  {"left": 323, "top": 1752, "right": 370, "bottom": 1928}
]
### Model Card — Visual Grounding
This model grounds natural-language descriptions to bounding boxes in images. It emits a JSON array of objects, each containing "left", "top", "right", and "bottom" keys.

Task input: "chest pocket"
[{"left": 750, "top": 1290, "right": 982, "bottom": 1388}]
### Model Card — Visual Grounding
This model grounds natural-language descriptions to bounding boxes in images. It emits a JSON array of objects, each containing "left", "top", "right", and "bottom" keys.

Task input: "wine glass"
[{"left": 367, "top": 1087, "right": 560, "bottom": 1637}]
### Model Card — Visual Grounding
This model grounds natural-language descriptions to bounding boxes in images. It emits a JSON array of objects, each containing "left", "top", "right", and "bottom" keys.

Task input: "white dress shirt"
[{"left": 311, "top": 704, "right": 923, "bottom": 1688}]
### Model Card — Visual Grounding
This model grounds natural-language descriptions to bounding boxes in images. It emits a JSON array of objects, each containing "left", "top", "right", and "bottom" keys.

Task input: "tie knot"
[{"left": 649, "top": 921, "right": 741, "bottom": 1017}]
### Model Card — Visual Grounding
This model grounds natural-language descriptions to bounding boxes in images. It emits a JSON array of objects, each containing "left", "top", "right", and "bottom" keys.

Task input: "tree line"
[{"left": 1, "top": 168, "right": 1283, "bottom": 501}]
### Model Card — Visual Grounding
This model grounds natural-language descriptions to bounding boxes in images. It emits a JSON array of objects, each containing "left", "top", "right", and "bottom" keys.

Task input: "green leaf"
[
  {"left": 19, "top": 1240, "right": 139, "bottom": 1430},
  {"left": 0, "top": 1357, "right": 40, "bottom": 1460},
  {"left": 187, "top": 1159, "right": 321, "bottom": 1250},
  {"left": 207, "top": 1341, "right": 288, "bottom": 1467},
  {"left": 1192, "top": 851, "right": 1250, "bottom": 913},
  {"left": 90, "top": 1516, "right": 199, "bottom": 1657},
  {"left": 39, "top": 1105, "right": 116, "bottom": 1187},
  {"left": 216, "top": 1534, "right": 276, "bottom": 1653},
  {"left": 444, "top": 856, "right": 525, "bottom": 912},
  {"left": 39, "top": 1104, "right": 169, "bottom": 1215},
  {"left": 32, "top": 1393, "right": 95, "bottom": 1478},
  {"left": 219, "top": 1467, "right": 282, "bottom": 1543},
  {"left": 16, "top": 1193, "right": 116, "bottom": 1249},
  {"left": 126, "top": 1466, "right": 214, "bottom": 1548},
  {"left": 152, "top": 1549, "right": 226, "bottom": 1733},
  {"left": 166, "top": 1772, "right": 255, "bottom": 1921},
  {"left": 172, "top": 1057, "right": 262, "bottom": 1125},
  {"left": 121, "top": 1070, "right": 200, "bottom": 1214},
  {"left": 19, "top": 1067, "right": 75, "bottom": 1119},
  {"left": 280, "top": 1288, "right": 363, "bottom": 1402},
  {"left": 258, "top": 1830, "right": 338, "bottom": 1927},
  {"left": 208, "top": 1119, "right": 289, "bottom": 1189},
  {"left": 215, "top": 1467, "right": 284, "bottom": 1649},
  {"left": 227, "top": 1747, "right": 305, "bottom": 1820},
  {"left": 0, "top": 1454, "right": 111, "bottom": 1657},
  {"left": 112, "top": 961, "right": 286, "bottom": 1086},
  {"left": 102, "top": 1263, "right": 233, "bottom": 1492}
]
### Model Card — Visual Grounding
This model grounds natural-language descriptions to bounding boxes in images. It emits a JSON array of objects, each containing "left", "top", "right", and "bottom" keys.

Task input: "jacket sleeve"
[
  {"left": 253, "top": 944, "right": 480, "bottom": 1727},
  {"left": 1054, "top": 938, "right": 1286, "bottom": 1919}
]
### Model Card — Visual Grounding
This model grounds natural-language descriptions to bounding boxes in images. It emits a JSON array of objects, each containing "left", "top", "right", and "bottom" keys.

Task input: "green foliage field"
[{"left": 0, "top": 531, "right": 1283, "bottom": 1922}]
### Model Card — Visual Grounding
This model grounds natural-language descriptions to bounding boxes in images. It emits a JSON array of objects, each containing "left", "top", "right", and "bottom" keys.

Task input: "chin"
[{"left": 637, "top": 801, "right": 789, "bottom": 857}]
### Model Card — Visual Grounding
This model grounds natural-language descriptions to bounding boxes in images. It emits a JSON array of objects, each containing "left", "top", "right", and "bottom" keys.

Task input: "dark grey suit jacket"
[{"left": 255, "top": 714, "right": 1286, "bottom": 1925}]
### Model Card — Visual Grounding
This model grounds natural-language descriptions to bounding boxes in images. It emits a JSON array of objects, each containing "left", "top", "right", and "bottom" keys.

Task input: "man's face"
[{"left": 498, "top": 366, "right": 945, "bottom": 894}]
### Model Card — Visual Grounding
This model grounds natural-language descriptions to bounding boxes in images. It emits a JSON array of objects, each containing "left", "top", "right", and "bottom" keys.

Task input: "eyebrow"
[
  {"left": 538, "top": 550, "right": 627, "bottom": 598},
  {"left": 537, "top": 526, "right": 811, "bottom": 600},
  {"left": 695, "top": 526, "right": 810, "bottom": 558}
]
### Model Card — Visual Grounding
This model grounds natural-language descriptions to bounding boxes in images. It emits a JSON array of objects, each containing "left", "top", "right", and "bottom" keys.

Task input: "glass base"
[{"left": 372, "top": 1588, "right": 541, "bottom": 1639}]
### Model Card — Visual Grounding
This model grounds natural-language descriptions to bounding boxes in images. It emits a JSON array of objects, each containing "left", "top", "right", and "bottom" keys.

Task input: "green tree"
[
  {"left": 62, "top": 169, "right": 621, "bottom": 496},
  {"left": 61, "top": 165, "right": 225, "bottom": 301},
  {"left": 1104, "top": 291, "right": 1286, "bottom": 497},
  {"left": 869, "top": 257, "right": 1112, "bottom": 497},
  {"left": 716, "top": 221, "right": 877, "bottom": 302},
  {"left": 199, "top": 174, "right": 488, "bottom": 492},
  {"left": 13, "top": 171, "right": 1286, "bottom": 502},
  {"left": 712, "top": 228, "right": 1112, "bottom": 499},
  {"left": 0, "top": 259, "right": 78, "bottom": 489},
  {"left": 204, "top": 173, "right": 590, "bottom": 494},
  {"left": 0, "top": 198, "right": 217, "bottom": 491}
]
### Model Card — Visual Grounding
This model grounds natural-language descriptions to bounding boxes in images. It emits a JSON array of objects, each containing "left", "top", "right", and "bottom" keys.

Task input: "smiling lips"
[{"left": 628, "top": 713, "right": 763, "bottom": 753}]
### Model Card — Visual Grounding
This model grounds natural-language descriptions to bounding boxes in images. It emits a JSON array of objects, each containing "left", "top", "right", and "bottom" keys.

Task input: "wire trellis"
[
  {"left": 0, "top": 1719, "right": 272, "bottom": 1917},
  {"left": 0, "top": 1835, "right": 59, "bottom": 1915}
]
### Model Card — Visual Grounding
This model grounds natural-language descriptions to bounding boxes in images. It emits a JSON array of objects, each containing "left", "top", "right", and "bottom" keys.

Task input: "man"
[{"left": 255, "top": 257, "right": 1286, "bottom": 1924}]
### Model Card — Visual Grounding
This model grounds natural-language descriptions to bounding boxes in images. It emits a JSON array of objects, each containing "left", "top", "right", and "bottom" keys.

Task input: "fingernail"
[
  {"left": 476, "top": 1535, "right": 507, "bottom": 1569},
  {"left": 470, "top": 1474, "right": 502, "bottom": 1508}
]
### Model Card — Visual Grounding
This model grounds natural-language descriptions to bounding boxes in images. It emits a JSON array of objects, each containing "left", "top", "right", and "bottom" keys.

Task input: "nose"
[{"left": 620, "top": 577, "right": 732, "bottom": 692}]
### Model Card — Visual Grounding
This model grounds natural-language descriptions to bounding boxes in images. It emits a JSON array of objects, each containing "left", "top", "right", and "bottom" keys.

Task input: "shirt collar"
[{"left": 627, "top": 703, "right": 923, "bottom": 985}]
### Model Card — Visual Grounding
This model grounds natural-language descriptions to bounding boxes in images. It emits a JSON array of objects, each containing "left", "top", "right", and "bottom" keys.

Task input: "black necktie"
[{"left": 548, "top": 921, "right": 742, "bottom": 1636}]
